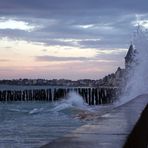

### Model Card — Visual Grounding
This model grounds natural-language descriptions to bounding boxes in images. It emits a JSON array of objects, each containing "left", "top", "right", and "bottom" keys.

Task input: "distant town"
[
  {"left": 0, "top": 70, "right": 122, "bottom": 87},
  {"left": 0, "top": 67, "right": 123, "bottom": 87}
]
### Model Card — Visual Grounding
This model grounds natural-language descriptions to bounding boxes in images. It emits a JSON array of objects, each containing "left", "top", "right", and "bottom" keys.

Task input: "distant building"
[
  {"left": 125, "top": 43, "right": 137, "bottom": 71},
  {"left": 99, "top": 43, "right": 138, "bottom": 87}
]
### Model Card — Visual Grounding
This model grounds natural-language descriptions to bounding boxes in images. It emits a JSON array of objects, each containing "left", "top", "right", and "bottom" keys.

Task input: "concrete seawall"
[
  {"left": 41, "top": 94, "right": 148, "bottom": 148},
  {"left": 123, "top": 104, "right": 148, "bottom": 148}
]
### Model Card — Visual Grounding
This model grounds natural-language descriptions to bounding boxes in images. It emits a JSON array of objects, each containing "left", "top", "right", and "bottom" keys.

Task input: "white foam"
[
  {"left": 29, "top": 108, "right": 44, "bottom": 114},
  {"left": 119, "top": 27, "right": 148, "bottom": 105},
  {"left": 52, "top": 92, "right": 90, "bottom": 112}
]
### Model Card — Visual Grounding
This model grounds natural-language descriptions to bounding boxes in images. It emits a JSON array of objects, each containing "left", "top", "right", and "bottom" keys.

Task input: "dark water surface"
[
  {"left": 0, "top": 101, "right": 86, "bottom": 148},
  {"left": 0, "top": 92, "right": 114, "bottom": 148}
]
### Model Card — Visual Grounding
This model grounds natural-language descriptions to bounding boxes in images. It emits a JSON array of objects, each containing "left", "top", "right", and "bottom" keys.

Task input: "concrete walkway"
[{"left": 41, "top": 95, "right": 148, "bottom": 148}]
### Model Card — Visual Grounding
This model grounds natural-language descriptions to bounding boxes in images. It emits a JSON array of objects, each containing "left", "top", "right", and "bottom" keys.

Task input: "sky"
[{"left": 0, "top": 0, "right": 148, "bottom": 80}]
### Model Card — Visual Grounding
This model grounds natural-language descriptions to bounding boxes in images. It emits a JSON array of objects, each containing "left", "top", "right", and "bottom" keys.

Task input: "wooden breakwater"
[{"left": 0, "top": 86, "right": 120, "bottom": 105}]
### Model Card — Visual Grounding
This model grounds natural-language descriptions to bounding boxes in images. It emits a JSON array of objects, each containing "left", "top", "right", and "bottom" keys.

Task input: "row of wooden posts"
[{"left": 0, "top": 87, "right": 119, "bottom": 105}]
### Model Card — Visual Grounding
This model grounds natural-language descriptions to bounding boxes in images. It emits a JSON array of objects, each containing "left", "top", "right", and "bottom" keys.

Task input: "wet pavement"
[{"left": 41, "top": 94, "right": 148, "bottom": 148}]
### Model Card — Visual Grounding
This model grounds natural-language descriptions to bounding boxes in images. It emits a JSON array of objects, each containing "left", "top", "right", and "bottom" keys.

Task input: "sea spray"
[
  {"left": 52, "top": 92, "right": 89, "bottom": 112},
  {"left": 52, "top": 91, "right": 114, "bottom": 121},
  {"left": 119, "top": 27, "right": 148, "bottom": 105}
]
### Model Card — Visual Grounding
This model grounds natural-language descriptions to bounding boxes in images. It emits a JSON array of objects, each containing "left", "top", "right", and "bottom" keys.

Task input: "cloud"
[
  {"left": 35, "top": 55, "right": 89, "bottom": 62},
  {"left": 35, "top": 47, "right": 126, "bottom": 63},
  {"left": 0, "top": 0, "right": 148, "bottom": 13},
  {"left": 0, "top": 0, "right": 148, "bottom": 80},
  {"left": 0, "top": 59, "right": 10, "bottom": 62},
  {"left": 0, "top": 0, "right": 148, "bottom": 50},
  {"left": 0, "top": 19, "right": 36, "bottom": 31}
]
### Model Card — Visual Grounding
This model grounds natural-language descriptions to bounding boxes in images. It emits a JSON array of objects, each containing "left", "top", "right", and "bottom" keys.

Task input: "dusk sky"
[{"left": 0, "top": 0, "right": 148, "bottom": 80}]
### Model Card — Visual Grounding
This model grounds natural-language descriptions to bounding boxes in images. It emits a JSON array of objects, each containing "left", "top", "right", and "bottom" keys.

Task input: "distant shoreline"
[{"left": 0, "top": 84, "right": 118, "bottom": 91}]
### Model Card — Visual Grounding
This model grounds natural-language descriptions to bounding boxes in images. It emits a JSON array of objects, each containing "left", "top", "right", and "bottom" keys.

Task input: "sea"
[{"left": 0, "top": 91, "right": 114, "bottom": 148}]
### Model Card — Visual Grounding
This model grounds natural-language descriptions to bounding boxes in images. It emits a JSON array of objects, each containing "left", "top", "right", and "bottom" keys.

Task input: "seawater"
[{"left": 0, "top": 92, "right": 113, "bottom": 148}]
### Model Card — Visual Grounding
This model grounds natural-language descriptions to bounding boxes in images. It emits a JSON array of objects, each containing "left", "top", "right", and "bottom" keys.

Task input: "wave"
[
  {"left": 7, "top": 106, "right": 48, "bottom": 115},
  {"left": 52, "top": 92, "right": 92, "bottom": 112},
  {"left": 8, "top": 108, "right": 28, "bottom": 113},
  {"left": 29, "top": 108, "right": 44, "bottom": 114}
]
